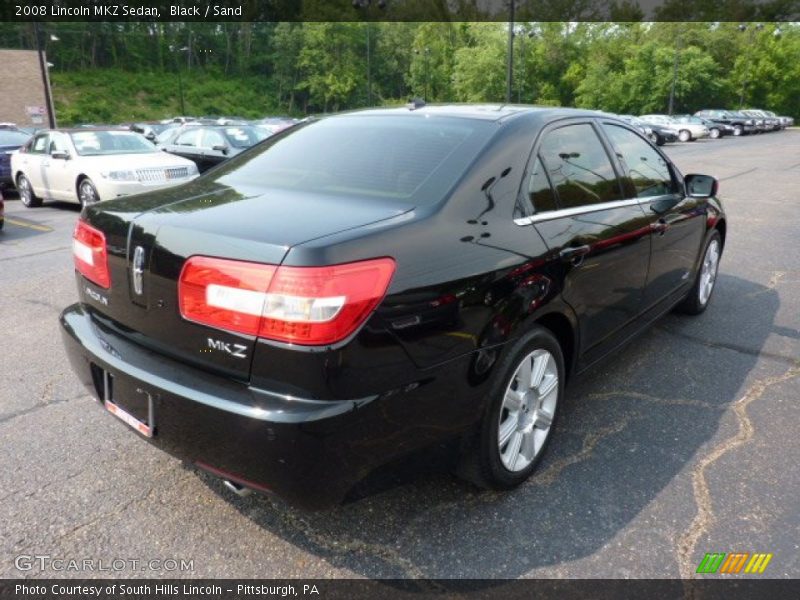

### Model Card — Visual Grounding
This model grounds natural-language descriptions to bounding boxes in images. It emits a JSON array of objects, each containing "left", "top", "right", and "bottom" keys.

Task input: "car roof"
[
  {"left": 331, "top": 104, "right": 604, "bottom": 123},
  {"left": 38, "top": 127, "right": 131, "bottom": 134}
]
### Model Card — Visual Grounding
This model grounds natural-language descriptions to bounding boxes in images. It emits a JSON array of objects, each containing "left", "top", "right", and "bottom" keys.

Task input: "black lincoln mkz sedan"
[{"left": 61, "top": 106, "right": 725, "bottom": 509}]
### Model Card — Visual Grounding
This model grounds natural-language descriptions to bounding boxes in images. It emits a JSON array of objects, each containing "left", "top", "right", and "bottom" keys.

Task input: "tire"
[
  {"left": 16, "top": 173, "right": 41, "bottom": 208},
  {"left": 733, "top": 125, "right": 743, "bottom": 136},
  {"left": 457, "top": 326, "right": 565, "bottom": 490},
  {"left": 77, "top": 177, "right": 100, "bottom": 208},
  {"left": 709, "top": 128, "right": 721, "bottom": 139},
  {"left": 678, "top": 129, "right": 692, "bottom": 142},
  {"left": 677, "top": 231, "right": 722, "bottom": 316}
]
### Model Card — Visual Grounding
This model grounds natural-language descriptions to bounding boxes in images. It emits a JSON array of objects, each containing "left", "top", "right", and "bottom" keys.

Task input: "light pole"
[
  {"left": 169, "top": 45, "right": 189, "bottom": 115},
  {"left": 667, "top": 32, "right": 681, "bottom": 116},
  {"left": 32, "top": 23, "right": 57, "bottom": 128},
  {"left": 505, "top": 0, "right": 515, "bottom": 104},
  {"left": 516, "top": 28, "right": 535, "bottom": 104},
  {"left": 737, "top": 23, "right": 764, "bottom": 108},
  {"left": 413, "top": 47, "right": 431, "bottom": 100},
  {"left": 353, "top": 0, "right": 387, "bottom": 106}
]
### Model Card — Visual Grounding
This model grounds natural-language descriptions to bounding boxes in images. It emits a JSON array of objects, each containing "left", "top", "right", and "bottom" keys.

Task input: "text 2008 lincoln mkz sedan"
[{"left": 61, "top": 106, "right": 725, "bottom": 509}]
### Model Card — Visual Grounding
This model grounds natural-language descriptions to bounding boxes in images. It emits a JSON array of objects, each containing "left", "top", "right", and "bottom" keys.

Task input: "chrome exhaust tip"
[{"left": 223, "top": 479, "right": 252, "bottom": 497}]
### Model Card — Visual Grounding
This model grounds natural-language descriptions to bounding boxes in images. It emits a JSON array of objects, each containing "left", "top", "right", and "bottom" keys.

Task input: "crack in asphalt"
[
  {"left": 265, "top": 505, "right": 431, "bottom": 580},
  {"left": 587, "top": 390, "right": 718, "bottom": 411},
  {"left": 0, "top": 465, "right": 95, "bottom": 506},
  {"left": 46, "top": 467, "right": 187, "bottom": 548},
  {"left": 0, "top": 393, "right": 88, "bottom": 426},
  {"left": 719, "top": 167, "right": 758, "bottom": 181},
  {"left": 745, "top": 271, "right": 787, "bottom": 298},
  {"left": 0, "top": 245, "right": 71, "bottom": 262},
  {"left": 675, "top": 362, "right": 800, "bottom": 580},
  {"left": 657, "top": 326, "right": 798, "bottom": 367},
  {"left": 23, "top": 297, "right": 65, "bottom": 314},
  {"left": 533, "top": 417, "right": 634, "bottom": 486}
]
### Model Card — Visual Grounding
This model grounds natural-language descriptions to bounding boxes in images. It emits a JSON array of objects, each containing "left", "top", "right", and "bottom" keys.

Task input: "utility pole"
[
  {"left": 33, "top": 22, "right": 56, "bottom": 128},
  {"left": 366, "top": 22, "right": 372, "bottom": 106},
  {"left": 667, "top": 32, "right": 680, "bottom": 116},
  {"left": 505, "top": 0, "right": 515, "bottom": 104}
]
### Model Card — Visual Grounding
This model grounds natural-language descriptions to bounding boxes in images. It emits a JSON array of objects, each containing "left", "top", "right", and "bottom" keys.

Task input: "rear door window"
[
  {"left": 603, "top": 124, "right": 676, "bottom": 199},
  {"left": 516, "top": 155, "right": 557, "bottom": 217},
  {"left": 539, "top": 123, "right": 623, "bottom": 209},
  {"left": 200, "top": 129, "right": 226, "bottom": 149}
]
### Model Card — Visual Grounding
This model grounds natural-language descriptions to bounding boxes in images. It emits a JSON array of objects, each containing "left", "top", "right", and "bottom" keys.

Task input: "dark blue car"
[{"left": 0, "top": 129, "right": 32, "bottom": 190}]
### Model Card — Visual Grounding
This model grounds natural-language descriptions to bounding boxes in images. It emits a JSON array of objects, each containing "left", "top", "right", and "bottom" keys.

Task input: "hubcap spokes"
[
  {"left": 699, "top": 240, "right": 720, "bottom": 305},
  {"left": 498, "top": 349, "right": 558, "bottom": 472},
  {"left": 80, "top": 183, "right": 96, "bottom": 205},
  {"left": 19, "top": 178, "right": 30, "bottom": 203}
]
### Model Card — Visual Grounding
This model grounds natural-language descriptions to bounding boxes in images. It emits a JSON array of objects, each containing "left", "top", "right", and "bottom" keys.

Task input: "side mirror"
[
  {"left": 685, "top": 173, "right": 718, "bottom": 198},
  {"left": 145, "top": 132, "right": 156, "bottom": 141},
  {"left": 212, "top": 144, "right": 229, "bottom": 155},
  {"left": 51, "top": 150, "right": 70, "bottom": 160}
]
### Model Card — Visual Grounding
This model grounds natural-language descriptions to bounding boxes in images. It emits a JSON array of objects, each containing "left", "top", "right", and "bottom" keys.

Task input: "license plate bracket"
[{"left": 101, "top": 370, "right": 155, "bottom": 438}]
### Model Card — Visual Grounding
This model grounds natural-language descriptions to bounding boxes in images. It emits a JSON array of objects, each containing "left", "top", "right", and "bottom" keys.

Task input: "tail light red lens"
[
  {"left": 178, "top": 256, "right": 395, "bottom": 345},
  {"left": 73, "top": 220, "right": 110, "bottom": 289}
]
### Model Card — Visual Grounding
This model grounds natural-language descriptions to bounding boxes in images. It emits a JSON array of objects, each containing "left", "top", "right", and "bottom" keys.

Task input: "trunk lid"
[{"left": 80, "top": 182, "right": 411, "bottom": 381}]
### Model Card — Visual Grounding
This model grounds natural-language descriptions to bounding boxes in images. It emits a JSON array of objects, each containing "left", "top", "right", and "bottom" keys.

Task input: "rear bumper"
[
  {"left": 61, "top": 303, "right": 386, "bottom": 509},
  {"left": 60, "top": 303, "right": 483, "bottom": 509}
]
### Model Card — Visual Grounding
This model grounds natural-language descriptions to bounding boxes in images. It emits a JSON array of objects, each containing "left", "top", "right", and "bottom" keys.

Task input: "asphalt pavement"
[{"left": 1, "top": 131, "right": 798, "bottom": 579}]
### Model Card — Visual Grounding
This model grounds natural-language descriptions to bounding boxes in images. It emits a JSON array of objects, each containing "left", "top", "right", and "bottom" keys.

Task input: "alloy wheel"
[
  {"left": 498, "top": 348, "right": 558, "bottom": 473},
  {"left": 698, "top": 239, "right": 720, "bottom": 306},
  {"left": 79, "top": 180, "right": 98, "bottom": 207},
  {"left": 18, "top": 175, "right": 32, "bottom": 206}
]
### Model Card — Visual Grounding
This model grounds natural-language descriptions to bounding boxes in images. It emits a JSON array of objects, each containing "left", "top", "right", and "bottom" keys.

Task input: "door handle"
[
  {"left": 651, "top": 219, "right": 670, "bottom": 236},
  {"left": 560, "top": 244, "right": 591, "bottom": 265}
]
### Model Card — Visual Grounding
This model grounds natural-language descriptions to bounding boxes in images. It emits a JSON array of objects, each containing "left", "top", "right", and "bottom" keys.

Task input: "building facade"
[{"left": 0, "top": 49, "right": 55, "bottom": 127}]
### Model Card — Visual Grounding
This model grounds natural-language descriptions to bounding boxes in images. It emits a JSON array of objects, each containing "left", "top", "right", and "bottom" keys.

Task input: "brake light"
[
  {"left": 178, "top": 256, "right": 395, "bottom": 345},
  {"left": 73, "top": 220, "right": 110, "bottom": 288}
]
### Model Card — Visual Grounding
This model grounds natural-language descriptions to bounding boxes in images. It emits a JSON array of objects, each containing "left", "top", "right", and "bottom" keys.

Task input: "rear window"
[{"left": 214, "top": 115, "right": 495, "bottom": 203}]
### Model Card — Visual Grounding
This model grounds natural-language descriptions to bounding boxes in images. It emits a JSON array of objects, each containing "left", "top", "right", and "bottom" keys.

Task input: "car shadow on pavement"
[{"left": 199, "top": 273, "right": 779, "bottom": 579}]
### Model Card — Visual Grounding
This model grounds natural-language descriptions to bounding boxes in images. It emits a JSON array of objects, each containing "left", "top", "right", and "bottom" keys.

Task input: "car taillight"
[
  {"left": 178, "top": 256, "right": 395, "bottom": 345},
  {"left": 73, "top": 220, "right": 110, "bottom": 288}
]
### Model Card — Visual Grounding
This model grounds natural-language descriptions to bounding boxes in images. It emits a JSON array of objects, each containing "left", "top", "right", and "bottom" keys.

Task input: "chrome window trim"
[{"left": 513, "top": 197, "right": 644, "bottom": 226}]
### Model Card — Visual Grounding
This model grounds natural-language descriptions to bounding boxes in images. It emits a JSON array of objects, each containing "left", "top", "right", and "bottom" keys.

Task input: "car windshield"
[
  {"left": 70, "top": 131, "right": 158, "bottom": 156},
  {"left": 215, "top": 115, "right": 495, "bottom": 203},
  {"left": 221, "top": 126, "right": 265, "bottom": 148},
  {"left": 0, "top": 130, "right": 31, "bottom": 146}
]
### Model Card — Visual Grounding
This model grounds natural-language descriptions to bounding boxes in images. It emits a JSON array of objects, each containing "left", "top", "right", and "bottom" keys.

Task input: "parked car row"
[
  {"left": 0, "top": 103, "right": 792, "bottom": 212},
  {"left": 695, "top": 108, "right": 793, "bottom": 135},
  {"left": 609, "top": 107, "right": 791, "bottom": 147}
]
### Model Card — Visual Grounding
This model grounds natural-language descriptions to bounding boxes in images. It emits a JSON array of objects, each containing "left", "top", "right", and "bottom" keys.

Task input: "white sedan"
[
  {"left": 639, "top": 114, "right": 709, "bottom": 142},
  {"left": 11, "top": 128, "right": 199, "bottom": 209}
]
